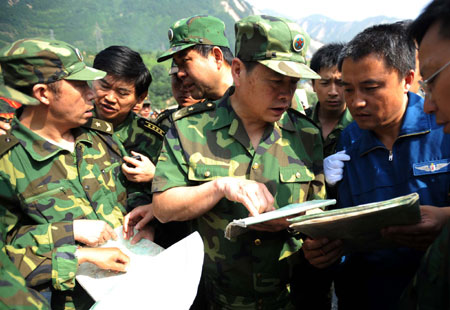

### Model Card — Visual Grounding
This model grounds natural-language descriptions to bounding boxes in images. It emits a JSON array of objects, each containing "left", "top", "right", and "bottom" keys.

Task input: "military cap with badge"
[
  {"left": 0, "top": 38, "right": 114, "bottom": 135},
  {"left": 235, "top": 15, "right": 320, "bottom": 79},
  {"left": 0, "top": 38, "right": 106, "bottom": 106},
  {"left": 158, "top": 15, "right": 230, "bottom": 62}
]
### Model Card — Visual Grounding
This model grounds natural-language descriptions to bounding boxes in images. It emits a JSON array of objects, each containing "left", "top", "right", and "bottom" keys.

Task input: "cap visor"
[
  {"left": 0, "top": 84, "right": 39, "bottom": 106},
  {"left": 258, "top": 60, "right": 321, "bottom": 79},
  {"left": 157, "top": 43, "right": 196, "bottom": 62},
  {"left": 65, "top": 66, "right": 106, "bottom": 81}
]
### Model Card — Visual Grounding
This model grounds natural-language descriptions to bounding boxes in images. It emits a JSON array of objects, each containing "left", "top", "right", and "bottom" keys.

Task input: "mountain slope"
[
  {"left": 0, "top": 0, "right": 258, "bottom": 52},
  {"left": 297, "top": 14, "right": 400, "bottom": 43}
]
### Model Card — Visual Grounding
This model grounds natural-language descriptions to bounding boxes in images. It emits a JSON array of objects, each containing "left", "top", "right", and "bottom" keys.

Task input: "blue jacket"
[{"left": 335, "top": 92, "right": 450, "bottom": 310}]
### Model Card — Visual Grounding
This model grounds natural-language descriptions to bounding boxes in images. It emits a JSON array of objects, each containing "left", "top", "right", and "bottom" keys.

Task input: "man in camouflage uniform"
[
  {"left": 307, "top": 43, "right": 353, "bottom": 159},
  {"left": 155, "top": 63, "right": 202, "bottom": 133},
  {"left": 126, "top": 16, "right": 235, "bottom": 249},
  {"left": 0, "top": 38, "right": 130, "bottom": 310},
  {"left": 92, "top": 46, "right": 165, "bottom": 209},
  {"left": 0, "top": 196, "right": 50, "bottom": 310},
  {"left": 151, "top": 15, "right": 324, "bottom": 309},
  {"left": 157, "top": 15, "right": 234, "bottom": 102},
  {"left": 155, "top": 15, "right": 306, "bottom": 132}
]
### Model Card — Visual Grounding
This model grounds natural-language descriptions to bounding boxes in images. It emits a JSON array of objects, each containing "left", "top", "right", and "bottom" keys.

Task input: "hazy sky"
[{"left": 246, "top": 0, "right": 431, "bottom": 22}]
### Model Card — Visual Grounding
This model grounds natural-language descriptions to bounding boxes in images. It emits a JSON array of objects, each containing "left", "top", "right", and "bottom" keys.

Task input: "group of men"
[{"left": 1, "top": 1, "right": 450, "bottom": 309}]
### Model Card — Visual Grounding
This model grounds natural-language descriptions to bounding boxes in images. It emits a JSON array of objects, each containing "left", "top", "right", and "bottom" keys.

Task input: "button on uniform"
[
  {"left": 295, "top": 171, "right": 301, "bottom": 178},
  {"left": 254, "top": 239, "right": 261, "bottom": 246},
  {"left": 252, "top": 162, "right": 259, "bottom": 170},
  {"left": 204, "top": 170, "right": 211, "bottom": 177}
]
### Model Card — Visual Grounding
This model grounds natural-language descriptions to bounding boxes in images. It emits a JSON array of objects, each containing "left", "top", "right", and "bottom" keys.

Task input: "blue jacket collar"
[{"left": 358, "top": 92, "right": 430, "bottom": 155}]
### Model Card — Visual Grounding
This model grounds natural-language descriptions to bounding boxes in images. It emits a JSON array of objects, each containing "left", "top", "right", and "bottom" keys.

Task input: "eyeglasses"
[{"left": 419, "top": 59, "right": 450, "bottom": 100}]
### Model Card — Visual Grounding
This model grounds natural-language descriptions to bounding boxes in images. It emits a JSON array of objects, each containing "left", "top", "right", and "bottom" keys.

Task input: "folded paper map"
[
  {"left": 225, "top": 199, "right": 336, "bottom": 239},
  {"left": 288, "top": 192, "right": 421, "bottom": 252},
  {"left": 76, "top": 228, "right": 204, "bottom": 309}
]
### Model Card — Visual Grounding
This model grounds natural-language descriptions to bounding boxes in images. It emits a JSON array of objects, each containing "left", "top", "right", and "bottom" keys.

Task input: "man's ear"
[
  {"left": 404, "top": 69, "right": 415, "bottom": 93},
  {"left": 231, "top": 58, "right": 245, "bottom": 87},
  {"left": 32, "top": 84, "right": 51, "bottom": 106},
  {"left": 211, "top": 46, "right": 225, "bottom": 70}
]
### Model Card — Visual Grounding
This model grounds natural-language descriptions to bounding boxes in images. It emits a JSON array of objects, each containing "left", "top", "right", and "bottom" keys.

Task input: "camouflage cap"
[
  {"left": 157, "top": 15, "right": 230, "bottom": 63},
  {"left": 0, "top": 38, "right": 106, "bottom": 105},
  {"left": 235, "top": 15, "right": 320, "bottom": 79}
]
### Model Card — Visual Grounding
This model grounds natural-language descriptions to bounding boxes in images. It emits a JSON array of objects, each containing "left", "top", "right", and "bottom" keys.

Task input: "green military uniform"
[
  {"left": 0, "top": 207, "right": 51, "bottom": 310},
  {"left": 0, "top": 115, "right": 128, "bottom": 308},
  {"left": 0, "top": 38, "right": 128, "bottom": 310},
  {"left": 306, "top": 102, "right": 353, "bottom": 158},
  {"left": 94, "top": 109, "right": 165, "bottom": 207},
  {"left": 155, "top": 107, "right": 177, "bottom": 133},
  {"left": 153, "top": 89, "right": 325, "bottom": 309},
  {"left": 399, "top": 218, "right": 450, "bottom": 310},
  {"left": 153, "top": 15, "right": 323, "bottom": 309}
]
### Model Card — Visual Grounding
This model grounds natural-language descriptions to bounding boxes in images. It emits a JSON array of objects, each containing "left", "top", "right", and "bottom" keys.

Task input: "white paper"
[{"left": 76, "top": 227, "right": 204, "bottom": 310}]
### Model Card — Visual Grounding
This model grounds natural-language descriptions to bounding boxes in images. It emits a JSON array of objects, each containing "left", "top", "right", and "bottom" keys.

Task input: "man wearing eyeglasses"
[
  {"left": 398, "top": 1, "right": 450, "bottom": 309},
  {"left": 302, "top": 22, "right": 450, "bottom": 310}
]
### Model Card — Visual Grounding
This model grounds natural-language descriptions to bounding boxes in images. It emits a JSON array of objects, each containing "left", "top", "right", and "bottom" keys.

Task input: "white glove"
[{"left": 324, "top": 150, "right": 351, "bottom": 186}]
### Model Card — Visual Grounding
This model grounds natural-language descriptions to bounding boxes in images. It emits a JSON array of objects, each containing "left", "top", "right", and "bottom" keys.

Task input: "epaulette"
[
  {"left": 137, "top": 118, "right": 165, "bottom": 139},
  {"left": 83, "top": 118, "right": 114, "bottom": 135},
  {"left": 155, "top": 108, "right": 175, "bottom": 125},
  {"left": 287, "top": 107, "right": 321, "bottom": 131},
  {"left": 0, "top": 133, "right": 19, "bottom": 157},
  {"left": 172, "top": 100, "right": 215, "bottom": 122}
]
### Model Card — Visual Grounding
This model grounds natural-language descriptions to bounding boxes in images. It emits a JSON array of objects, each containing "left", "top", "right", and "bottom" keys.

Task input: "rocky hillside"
[{"left": 0, "top": 0, "right": 258, "bottom": 52}]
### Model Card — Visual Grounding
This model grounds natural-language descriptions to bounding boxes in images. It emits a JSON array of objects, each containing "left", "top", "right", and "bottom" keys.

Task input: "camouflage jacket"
[
  {"left": 154, "top": 107, "right": 178, "bottom": 133},
  {"left": 0, "top": 208, "right": 51, "bottom": 310},
  {"left": 95, "top": 110, "right": 165, "bottom": 207},
  {"left": 0, "top": 115, "right": 128, "bottom": 309},
  {"left": 306, "top": 102, "right": 353, "bottom": 158},
  {"left": 399, "top": 218, "right": 450, "bottom": 310},
  {"left": 152, "top": 88, "right": 325, "bottom": 308}
]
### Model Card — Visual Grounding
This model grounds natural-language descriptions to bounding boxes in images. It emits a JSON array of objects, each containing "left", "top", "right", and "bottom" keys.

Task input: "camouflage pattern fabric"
[
  {"left": 399, "top": 218, "right": 450, "bottom": 310},
  {"left": 0, "top": 207, "right": 51, "bottom": 310},
  {"left": 154, "top": 107, "right": 177, "bottom": 133},
  {"left": 235, "top": 15, "right": 320, "bottom": 80},
  {"left": 306, "top": 102, "right": 353, "bottom": 158},
  {"left": 290, "top": 92, "right": 306, "bottom": 114},
  {"left": 152, "top": 87, "right": 325, "bottom": 309},
  {"left": 0, "top": 115, "right": 128, "bottom": 309},
  {"left": 95, "top": 110, "right": 165, "bottom": 208},
  {"left": 0, "top": 38, "right": 105, "bottom": 106},
  {"left": 157, "top": 15, "right": 230, "bottom": 62}
]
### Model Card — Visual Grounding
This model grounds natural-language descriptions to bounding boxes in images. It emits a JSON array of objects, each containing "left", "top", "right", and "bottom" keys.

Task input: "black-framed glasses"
[{"left": 419, "top": 60, "right": 450, "bottom": 99}]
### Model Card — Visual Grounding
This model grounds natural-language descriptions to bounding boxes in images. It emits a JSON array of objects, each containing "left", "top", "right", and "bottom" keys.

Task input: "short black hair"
[
  {"left": 192, "top": 44, "right": 234, "bottom": 66},
  {"left": 409, "top": 0, "right": 450, "bottom": 45},
  {"left": 93, "top": 46, "right": 151, "bottom": 98},
  {"left": 241, "top": 61, "right": 258, "bottom": 73},
  {"left": 338, "top": 22, "right": 416, "bottom": 78},
  {"left": 310, "top": 43, "right": 345, "bottom": 73}
]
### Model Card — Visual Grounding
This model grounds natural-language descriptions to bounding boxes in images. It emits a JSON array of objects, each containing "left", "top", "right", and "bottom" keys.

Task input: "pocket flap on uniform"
[
  {"left": 188, "top": 164, "right": 230, "bottom": 181},
  {"left": 413, "top": 159, "right": 450, "bottom": 176},
  {"left": 279, "top": 166, "right": 313, "bottom": 183}
]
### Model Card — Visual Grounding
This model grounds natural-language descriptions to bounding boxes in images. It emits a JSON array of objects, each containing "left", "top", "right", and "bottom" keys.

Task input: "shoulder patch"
[
  {"left": 287, "top": 107, "right": 320, "bottom": 131},
  {"left": 172, "top": 100, "right": 215, "bottom": 122},
  {"left": 83, "top": 118, "right": 114, "bottom": 135},
  {"left": 0, "top": 134, "right": 19, "bottom": 157},
  {"left": 155, "top": 108, "right": 175, "bottom": 125},
  {"left": 138, "top": 118, "right": 165, "bottom": 139}
]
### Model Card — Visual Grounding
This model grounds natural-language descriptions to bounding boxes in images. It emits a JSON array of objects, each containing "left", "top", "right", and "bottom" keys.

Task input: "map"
[{"left": 75, "top": 227, "right": 204, "bottom": 309}]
